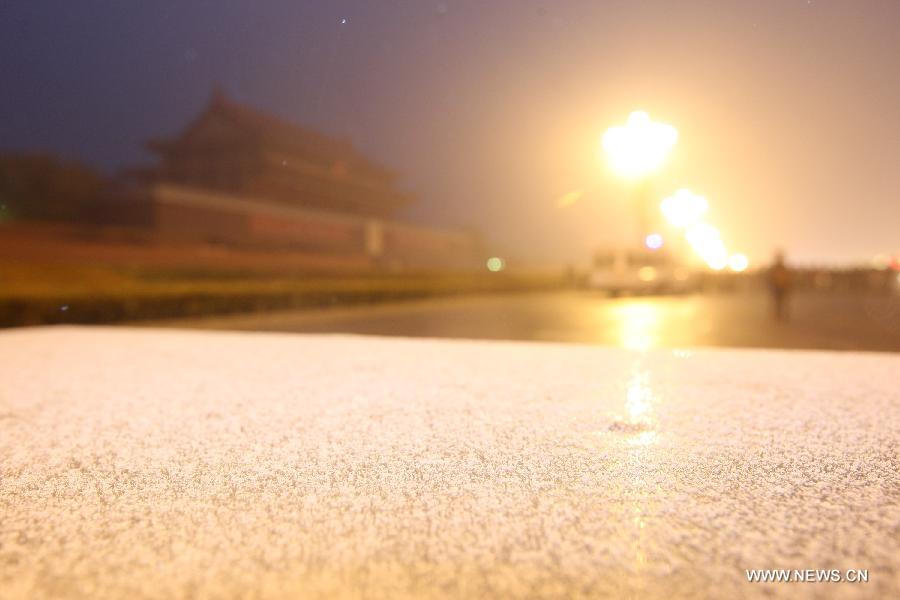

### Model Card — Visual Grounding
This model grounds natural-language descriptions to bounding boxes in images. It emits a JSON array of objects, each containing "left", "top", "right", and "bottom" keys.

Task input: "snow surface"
[{"left": 1, "top": 326, "right": 898, "bottom": 599}]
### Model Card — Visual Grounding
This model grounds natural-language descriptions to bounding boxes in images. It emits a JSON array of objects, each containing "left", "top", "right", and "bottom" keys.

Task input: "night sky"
[{"left": 2, "top": 1, "right": 899, "bottom": 265}]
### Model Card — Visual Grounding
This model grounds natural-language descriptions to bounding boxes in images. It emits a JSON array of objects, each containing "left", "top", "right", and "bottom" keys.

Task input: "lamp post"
[{"left": 601, "top": 111, "right": 678, "bottom": 245}]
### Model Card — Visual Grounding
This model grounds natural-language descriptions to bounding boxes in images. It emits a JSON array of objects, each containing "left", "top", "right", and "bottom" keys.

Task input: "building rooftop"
[
  {"left": 149, "top": 89, "right": 394, "bottom": 181},
  {"left": 143, "top": 90, "right": 410, "bottom": 216}
]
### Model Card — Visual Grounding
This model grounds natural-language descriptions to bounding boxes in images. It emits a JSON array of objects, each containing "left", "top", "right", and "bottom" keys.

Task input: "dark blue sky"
[{"left": 3, "top": 1, "right": 899, "bottom": 264}]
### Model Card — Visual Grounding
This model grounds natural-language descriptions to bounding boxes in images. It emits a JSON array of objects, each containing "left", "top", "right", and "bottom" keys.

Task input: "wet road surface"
[{"left": 167, "top": 290, "right": 900, "bottom": 352}]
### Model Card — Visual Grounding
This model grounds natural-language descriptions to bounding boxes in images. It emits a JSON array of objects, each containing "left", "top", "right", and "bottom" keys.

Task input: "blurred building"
[
  {"left": 141, "top": 89, "right": 410, "bottom": 217},
  {"left": 106, "top": 90, "right": 481, "bottom": 270}
]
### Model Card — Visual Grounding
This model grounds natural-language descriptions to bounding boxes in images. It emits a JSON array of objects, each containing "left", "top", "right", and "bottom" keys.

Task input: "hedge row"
[{"left": 0, "top": 275, "right": 562, "bottom": 327}]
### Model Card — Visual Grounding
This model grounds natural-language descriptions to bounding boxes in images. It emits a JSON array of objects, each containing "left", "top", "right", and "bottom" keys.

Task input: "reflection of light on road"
[
  {"left": 608, "top": 367, "right": 658, "bottom": 445},
  {"left": 608, "top": 368, "right": 659, "bottom": 572},
  {"left": 605, "top": 368, "right": 659, "bottom": 573},
  {"left": 633, "top": 504, "right": 647, "bottom": 531},
  {"left": 629, "top": 430, "right": 658, "bottom": 446},
  {"left": 613, "top": 301, "right": 662, "bottom": 351},
  {"left": 626, "top": 371, "right": 653, "bottom": 425}
]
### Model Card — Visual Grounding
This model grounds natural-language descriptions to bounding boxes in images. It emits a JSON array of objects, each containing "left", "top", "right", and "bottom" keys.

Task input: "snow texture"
[{"left": 1, "top": 327, "right": 898, "bottom": 599}]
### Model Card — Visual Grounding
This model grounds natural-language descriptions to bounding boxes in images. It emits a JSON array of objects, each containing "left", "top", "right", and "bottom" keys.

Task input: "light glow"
[
  {"left": 645, "top": 233, "right": 664, "bottom": 250},
  {"left": 601, "top": 111, "right": 678, "bottom": 179},
  {"left": 486, "top": 257, "right": 505, "bottom": 272},
  {"left": 729, "top": 253, "right": 750, "bottom": 272},
  {"left": 686, "top": 222, "right": 729, "bottom": 270},
  {"left": 660, "top": 188, "right": 708, "bottom": 229}
]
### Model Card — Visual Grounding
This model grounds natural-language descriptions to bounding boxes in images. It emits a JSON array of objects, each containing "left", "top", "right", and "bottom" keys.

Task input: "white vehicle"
[{"left": 587, "top": 246, "right": 694, "bottom": 295}]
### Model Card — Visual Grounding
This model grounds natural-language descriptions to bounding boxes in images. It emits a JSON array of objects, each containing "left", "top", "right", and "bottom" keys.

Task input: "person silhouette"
[{"left": 767, "top": 250, "right": 793, "bottom": 321}]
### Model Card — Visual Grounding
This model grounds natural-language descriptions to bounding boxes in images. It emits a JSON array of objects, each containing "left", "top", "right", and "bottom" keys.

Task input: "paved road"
[
  {"left": 1, "top": 328, "right": 898, "bottom": 599},
  {"left": 167, "top": 290, "right": 900, "bottom": 352}
]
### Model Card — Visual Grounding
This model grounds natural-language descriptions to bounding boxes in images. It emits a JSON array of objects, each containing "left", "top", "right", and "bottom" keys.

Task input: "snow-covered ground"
[{"left": 1, "top": 327, "right": 898, "bottom": 599}]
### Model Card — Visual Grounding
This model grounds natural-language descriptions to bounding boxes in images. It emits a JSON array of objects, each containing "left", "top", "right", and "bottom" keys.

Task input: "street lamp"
[
  {"left": 601, "top": 111, "right": 678, "bottom": 180},
  {"left": 601, "top": 111, "right": 678, "bottom": 242},
  {"left": 686, "top": 222, "right": 729, "bottom": 270},
  {"left": 660, "top": 189, "right": 708, "bottom": 229}
]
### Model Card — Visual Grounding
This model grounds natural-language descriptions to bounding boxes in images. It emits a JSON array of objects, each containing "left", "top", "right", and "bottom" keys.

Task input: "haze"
[{"left": 2, "top": 0, "right": 898, "bottom": 265}]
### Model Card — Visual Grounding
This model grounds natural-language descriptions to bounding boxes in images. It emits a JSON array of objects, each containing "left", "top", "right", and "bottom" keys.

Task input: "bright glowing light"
[
  {"left": 729, "top": 253, "right": 749, "bottom": 272},
  {"left": 686, "top": 222, "right": 729, "bottom": 270},
  {"left": 644, "top": 233, "right": 663, "bottom": 250},
  {"left": 706, "top": 253, "right": 728, "bottom": 271},
  {"left": 660, "top": 188, "right": 708, "bottom": 229},
  {"left": 601, "top": 111, "right": 678, "bottom": 179},
  {"left": 638, "top": 266, "right": 657, "bottom": 282},
  {"left": 486, "top": 257, "right": 505, "bottom": 272},
  {"left": 685, "top": 222, "right": 720, "bottom": 245}
]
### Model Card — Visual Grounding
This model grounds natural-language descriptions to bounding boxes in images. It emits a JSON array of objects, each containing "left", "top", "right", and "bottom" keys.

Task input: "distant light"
[
  {"left": 686, "top": 222, "right": 728, "bottom": 270},
  {"left": 645, "top": 233, "right": 664, "bottom": 250},
  {"left": 341, "top": 18, "right": 347, "bottom": 24},
  {"left": 707, "top": 255, "right": 728, "bottom": 271},
  {"left": 600, "top": 111, "right": 678, "bottom": 179},
  {"left": 486, "top": 257, "right": 505, "bottom": 272},
  {"left": 728, "top": 253, "right": 749, "bottom": 272},
  {"left": 660, "top": 188, "right": 708, "bottom": 229},
  {"left": 872, "top": 254, "right": 890, "bottom": 270},
  {"left": 638, "top": 266, "right": 657, "bottom": 282}
]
